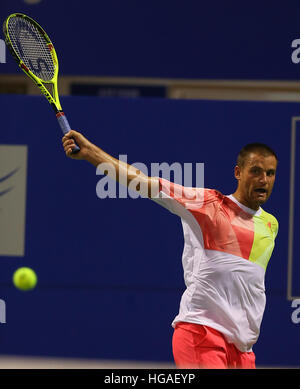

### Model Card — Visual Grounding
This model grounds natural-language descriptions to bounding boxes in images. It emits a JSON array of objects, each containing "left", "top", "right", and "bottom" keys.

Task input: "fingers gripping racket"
[{"left": 3, "top": 13, "right": 80, "bottom": 153}]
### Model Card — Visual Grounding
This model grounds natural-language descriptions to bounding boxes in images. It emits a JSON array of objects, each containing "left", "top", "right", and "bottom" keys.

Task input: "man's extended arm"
[{"left": 62, "top": 130, "right": 159, "bottom": 198}]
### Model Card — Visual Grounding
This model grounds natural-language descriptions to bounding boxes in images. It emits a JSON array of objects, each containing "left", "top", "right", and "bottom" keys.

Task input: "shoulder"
[
  {"left": 158, "top": 178, "right": 222, "bottom": 203},
  {"left": 260, "top": 208, "right": 279, "bottom": 225},
  {"left": 260, "top": 208, "right": 279, "bottom": 237},
  {"left": 203, "top": 188, "right": 225, "bottom": 202}
]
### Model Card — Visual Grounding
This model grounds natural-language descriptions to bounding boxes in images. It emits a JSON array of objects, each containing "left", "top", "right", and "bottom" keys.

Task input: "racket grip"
[{"left": 56, "top": 112, "right": 80, "bottom": 154}]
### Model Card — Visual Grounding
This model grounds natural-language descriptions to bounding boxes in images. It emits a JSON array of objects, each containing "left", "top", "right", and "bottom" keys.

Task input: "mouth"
[{"left": 254, "top": 188, "right": 268, "bottom": 198}]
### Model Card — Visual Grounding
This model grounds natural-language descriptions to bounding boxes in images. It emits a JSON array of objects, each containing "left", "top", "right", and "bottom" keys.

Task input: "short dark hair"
[{"left": 237, "top": 143, "right": 278, "bottom": 168}]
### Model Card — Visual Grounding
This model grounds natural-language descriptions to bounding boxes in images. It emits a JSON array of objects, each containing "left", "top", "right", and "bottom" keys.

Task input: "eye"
[{"left": 251, "top": 168, "right": 260, "bottom": 174}]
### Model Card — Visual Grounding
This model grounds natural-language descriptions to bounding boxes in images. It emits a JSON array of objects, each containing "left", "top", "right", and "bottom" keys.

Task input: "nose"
[{"left": 259, "top": 172, "right": 268, "bottom": 184}]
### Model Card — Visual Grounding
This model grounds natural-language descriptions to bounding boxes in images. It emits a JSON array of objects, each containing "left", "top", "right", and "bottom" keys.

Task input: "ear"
[{"left": 234, "top": 165, "right": 241, "bottom": 181}]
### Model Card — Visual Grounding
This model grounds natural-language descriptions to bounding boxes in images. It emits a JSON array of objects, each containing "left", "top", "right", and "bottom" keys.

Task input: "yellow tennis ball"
[{"left": 13, "top": 267, "right": 37, "bottom": 291}]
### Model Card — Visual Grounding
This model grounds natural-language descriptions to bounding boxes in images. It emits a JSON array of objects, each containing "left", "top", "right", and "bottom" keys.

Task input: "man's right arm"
[{"left": 62, "top": 130, "right": 159, "bottom": 198}]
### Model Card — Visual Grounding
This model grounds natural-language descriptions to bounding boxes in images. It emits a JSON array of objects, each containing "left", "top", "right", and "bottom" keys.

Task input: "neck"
[{"left": 232, "top": 190, "right": 260, "bottom": 211}]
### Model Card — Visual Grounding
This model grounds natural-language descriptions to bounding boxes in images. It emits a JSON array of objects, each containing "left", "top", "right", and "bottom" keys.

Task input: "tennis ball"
[{"left": 13, "top": 267, "right": 37, "bottom": 291}]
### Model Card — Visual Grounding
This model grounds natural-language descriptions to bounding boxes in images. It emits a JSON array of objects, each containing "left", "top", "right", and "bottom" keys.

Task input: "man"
[{"left": 62, "top": 130, "right": 278, "bottom": 369}]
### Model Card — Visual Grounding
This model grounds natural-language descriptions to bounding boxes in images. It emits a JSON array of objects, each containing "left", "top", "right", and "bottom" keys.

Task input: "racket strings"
[{"left": 8, "top": 16, "right": 55, "bottom": 81}]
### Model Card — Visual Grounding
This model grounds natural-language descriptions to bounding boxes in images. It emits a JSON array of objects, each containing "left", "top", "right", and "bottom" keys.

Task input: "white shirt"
[{"left": 153, "top": 178, "right": 279, "bottom": 352}]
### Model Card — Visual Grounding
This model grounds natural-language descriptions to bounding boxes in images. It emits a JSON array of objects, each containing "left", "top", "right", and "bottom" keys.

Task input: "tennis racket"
[{"left": 3, "top": 13, "right": 80, "bottom": 153}]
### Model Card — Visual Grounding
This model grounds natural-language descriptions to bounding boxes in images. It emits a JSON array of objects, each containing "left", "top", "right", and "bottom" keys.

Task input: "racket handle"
[{"left": 56, "top": 112, "right": 80, "bottom": 154}]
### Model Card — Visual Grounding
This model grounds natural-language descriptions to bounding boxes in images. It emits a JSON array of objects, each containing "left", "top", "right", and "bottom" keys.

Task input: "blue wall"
[
  {"left": 1, "top": 0, "right": 300, "bottom": 79},
  {"left": 0, "top": 94, "right": 299, "bottom": 366}
]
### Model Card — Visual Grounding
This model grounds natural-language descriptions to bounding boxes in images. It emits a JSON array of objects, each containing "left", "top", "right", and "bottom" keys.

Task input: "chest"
[{"left": 189, "top": 204, "right": 274, "bottom": 263}]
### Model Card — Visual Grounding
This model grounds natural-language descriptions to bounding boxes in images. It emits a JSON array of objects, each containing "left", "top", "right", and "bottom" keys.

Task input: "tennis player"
[{"left": 62, "top": 130, "right": 278, "bottom": 369}]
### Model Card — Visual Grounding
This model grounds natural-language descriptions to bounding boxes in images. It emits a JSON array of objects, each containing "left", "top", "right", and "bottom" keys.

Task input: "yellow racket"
[{"left": 3, "top": 13, "right": 80, "bottom": 152}]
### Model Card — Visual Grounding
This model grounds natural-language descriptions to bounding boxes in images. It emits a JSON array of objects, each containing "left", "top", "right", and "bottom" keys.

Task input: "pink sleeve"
[{"left": 152, "top": 178, "right": 207, "bottom": 217}]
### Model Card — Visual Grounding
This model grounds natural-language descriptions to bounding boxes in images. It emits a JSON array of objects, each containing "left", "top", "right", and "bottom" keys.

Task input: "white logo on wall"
[
  {"left": 0, "top": 299, "right": 5, "bottom": 324},
  {"left": 0, "top": 146, "right": 27, "bottom": 256},
  {"left": 0, "top": 39, "right": 5, "bottom": 64}
]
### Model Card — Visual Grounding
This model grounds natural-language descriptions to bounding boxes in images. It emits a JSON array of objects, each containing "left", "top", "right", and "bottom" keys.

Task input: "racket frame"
[
  {"left": 3, "top": 13, "right": 79, "bottom": 151},
  {"left": 3, "top": 13, "right": 62, "bottom": 113}
]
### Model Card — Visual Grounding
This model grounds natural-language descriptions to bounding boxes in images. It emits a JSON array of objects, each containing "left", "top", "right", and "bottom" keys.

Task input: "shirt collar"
[{"left": 227, "top": 194, "right": 262, "bottom": 216}]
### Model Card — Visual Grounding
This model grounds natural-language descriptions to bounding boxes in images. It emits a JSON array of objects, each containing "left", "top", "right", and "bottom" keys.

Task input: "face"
[{"left": 234, "top": 152, "right": 277, "bottom": 210}]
